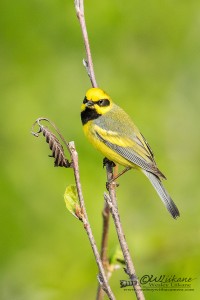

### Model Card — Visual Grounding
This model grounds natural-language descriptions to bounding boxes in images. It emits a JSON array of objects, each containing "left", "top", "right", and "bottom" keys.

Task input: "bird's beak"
[{"left": 86, "top": 100, "right": 94, "bottom": 107}]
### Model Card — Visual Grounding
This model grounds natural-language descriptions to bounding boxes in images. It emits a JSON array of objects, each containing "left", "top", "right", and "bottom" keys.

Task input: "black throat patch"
[{"left": 81, "top": 107, "right": 101, "bottom": 125}]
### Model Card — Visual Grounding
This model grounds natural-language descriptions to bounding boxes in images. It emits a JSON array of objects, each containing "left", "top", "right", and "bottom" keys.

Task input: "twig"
[
  {"left": 74, "top": 0, "right": 98, "bottom": 87},
  {"left": 105, "top": 162, "right": 145, "bottom": 300},
  {"left": 100, "top": 203, "right": 110, "bottom": 267},
  {"left": 97, "top": 162, "right": 118, "bottom": 300},
  {"left": 68, "top": 142, "right": 115, "bottom": 300},
  {"left": 96, "top": 202, "right": 110, "bottom": 300}
]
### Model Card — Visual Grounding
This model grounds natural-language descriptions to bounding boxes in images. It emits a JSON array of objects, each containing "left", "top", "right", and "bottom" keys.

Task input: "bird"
[{"left": 81, "top": 87, "right": 180, "bottom": 219}]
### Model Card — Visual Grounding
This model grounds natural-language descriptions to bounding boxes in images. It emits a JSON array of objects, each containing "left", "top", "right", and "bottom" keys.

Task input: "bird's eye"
[
  {"left": 98, "top": 99, "right": 110, "bottom": 107},
  {"left": 83, "top": 97, "right": 88, "bottom": 104}
]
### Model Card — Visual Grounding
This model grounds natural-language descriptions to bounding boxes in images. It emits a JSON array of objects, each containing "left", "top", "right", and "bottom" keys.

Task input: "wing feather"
[{"left": 94, "top": 127, "right": 160, "bottom": 175}]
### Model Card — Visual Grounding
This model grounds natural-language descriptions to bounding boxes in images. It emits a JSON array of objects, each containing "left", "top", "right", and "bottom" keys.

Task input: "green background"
[{"left": 1, "top": 0, "right": 200, "bottom": 299}]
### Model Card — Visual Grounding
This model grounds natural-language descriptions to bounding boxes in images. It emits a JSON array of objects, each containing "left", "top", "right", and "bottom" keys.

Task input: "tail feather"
[{"left": 142, "top": 170, "right": 180, "bottom": 219}]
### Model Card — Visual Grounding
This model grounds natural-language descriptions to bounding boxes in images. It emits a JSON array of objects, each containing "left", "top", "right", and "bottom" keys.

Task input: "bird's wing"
[{"left": 94, "top": 124, "right": 162, "bottom": 176}]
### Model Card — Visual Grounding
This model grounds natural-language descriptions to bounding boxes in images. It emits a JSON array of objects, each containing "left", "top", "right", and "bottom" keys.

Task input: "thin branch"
[
  {"left": 100, "top": 203, "right": 110, "bottom": 266},
  {"left": 105, "top": 162, "right": 145, "bottom": 300},
  {"left": 96, "top": 202, "right": 110, "bottom": 300},
  {"left": 68, "top": 142, "right": 115, "bottom": 300},
  {"left": 97, "top": 160, "right": 119, "bottom": 300},
  {"left": 74, "top": 0, "right": 98, "bottom": 87}
]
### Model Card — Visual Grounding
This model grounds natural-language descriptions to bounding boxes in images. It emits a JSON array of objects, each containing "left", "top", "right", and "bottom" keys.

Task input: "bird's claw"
[
  {"left": 106, "top": 181, "right": 119, "bottom": 190},
  {"left": 103, "top": 157, "right": 116, "bottom": 168}
]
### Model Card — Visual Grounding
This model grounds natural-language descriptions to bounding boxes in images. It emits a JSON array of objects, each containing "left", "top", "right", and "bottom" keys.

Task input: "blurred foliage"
[{"left": 0, "top": 0, "right": 200, "bottom": 299}]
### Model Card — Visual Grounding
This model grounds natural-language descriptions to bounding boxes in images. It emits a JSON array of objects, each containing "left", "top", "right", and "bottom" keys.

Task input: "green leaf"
[
  {"left": 109, "top": 245, "right": 125, "bottom": 268},
  {"left": 64, "top": 185, "right": 82, "bottom": 219}
]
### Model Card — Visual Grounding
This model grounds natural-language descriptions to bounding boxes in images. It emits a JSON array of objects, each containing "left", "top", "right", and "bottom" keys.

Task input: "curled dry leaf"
[{"left": 31, "top": 118, "right": 70, "bottom": 168}]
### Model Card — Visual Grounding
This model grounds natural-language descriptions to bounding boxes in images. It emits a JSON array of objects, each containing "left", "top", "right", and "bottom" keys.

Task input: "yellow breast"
[{"left": 83, "top": 121, "right": 138, "bottom": 169}]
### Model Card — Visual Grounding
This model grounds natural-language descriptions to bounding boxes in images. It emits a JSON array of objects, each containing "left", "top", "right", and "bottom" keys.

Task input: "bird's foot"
[
  {"left": 106, "top": 180, "right": 119, "bottom": 191},
  {"left": 103, "top": 157, "right": 116, "bottom": 168}
]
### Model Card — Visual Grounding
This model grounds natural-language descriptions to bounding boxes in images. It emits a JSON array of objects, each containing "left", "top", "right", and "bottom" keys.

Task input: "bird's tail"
[{"left": 142, "top": 170, "right": 180, "bottom": 219}]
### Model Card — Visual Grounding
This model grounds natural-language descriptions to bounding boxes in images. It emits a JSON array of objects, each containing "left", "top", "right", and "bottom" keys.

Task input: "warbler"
[{"left": 81, "top": 87, "right": 180, "bottom": 219}]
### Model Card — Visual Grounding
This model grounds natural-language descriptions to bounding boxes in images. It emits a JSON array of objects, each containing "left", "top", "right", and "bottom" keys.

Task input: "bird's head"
[{"left": 81, "top": 88, "right": 113, "bottom": 115}]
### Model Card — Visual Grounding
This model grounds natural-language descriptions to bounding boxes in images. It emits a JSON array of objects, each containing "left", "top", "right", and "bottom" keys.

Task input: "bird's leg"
[
  {"left": 103, "top": 158, "right": 131, "bottom": 189},
  {"left": 110, "top": 166, "right": 131, "bottom": 182}
]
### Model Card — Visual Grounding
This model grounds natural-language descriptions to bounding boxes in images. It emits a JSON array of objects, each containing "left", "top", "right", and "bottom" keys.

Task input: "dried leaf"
[
  {"left": 31, "top": 118, "right": 70, "bottom": 168},
  {"left": 42, "top": 126, "right": 70, "bottom": 167}
]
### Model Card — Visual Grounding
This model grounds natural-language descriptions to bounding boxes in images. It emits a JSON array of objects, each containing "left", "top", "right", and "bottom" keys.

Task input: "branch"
[
  {"left": 68, "top": 142, "right": 115, "bottom": 299},
  {"left": 96, "top": 202, "right": 110, "bottom": 300},
  {"left": 105, "top": 162, "right": 145, "bottom": 300},
  {"left": 74, "top": 0, "right": 98, "bottom": 87}
]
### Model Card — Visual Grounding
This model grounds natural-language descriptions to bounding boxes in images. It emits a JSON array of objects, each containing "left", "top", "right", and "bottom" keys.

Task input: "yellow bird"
[{"left": 81, "top": 87, "right": 180, "bottom": 219}]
